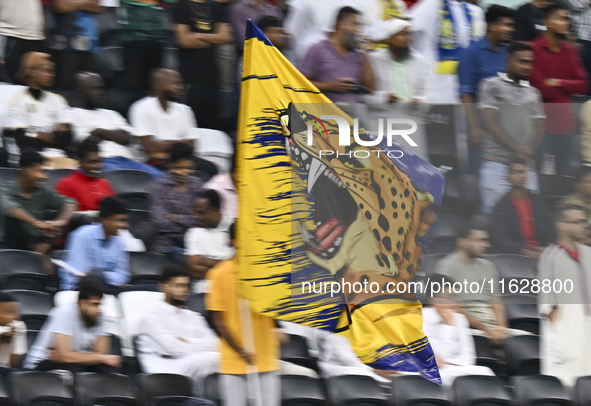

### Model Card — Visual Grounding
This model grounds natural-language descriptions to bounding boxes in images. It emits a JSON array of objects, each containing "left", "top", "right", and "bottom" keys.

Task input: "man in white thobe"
[
  {"left": 365, "top": 19, "right": 434, "bottom": 161},
  {"left": 137, "top": 267, "right": 219, "bottom": 396},
  {"left": 539, "top": 205, "right": 591, "bottom": 387},
  {"left": 408, "top": 0, "right": 485, "bottom": 104}
]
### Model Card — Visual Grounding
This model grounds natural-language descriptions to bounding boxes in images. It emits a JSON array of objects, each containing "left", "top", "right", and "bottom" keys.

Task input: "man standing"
[
  {"left": 300, "top": 7, "right": 375, "bottom": 104},
  {"left": 185, "top": 190, "right": 234, "bottom": 292},
  {"left": 539, "top": 205, "right": 591, "bottom": 386},
  {"left": 479, "top": 42, "right": 545, "bottom": 213},
  {"left": 60, "top": 196, "right": 130, "bottom": 291},
  {"left": 71, "top": 72, "right": 163, "bottom": 178},
  {"left": 3, "top": 52, "right": 74, "bottom": 169},
  {"left": 230, "top": 0, "right": 283, "bottom": 54},
  {"left": 137, "top": 266, "right": 219, "bottom": 396},
  {"left": 365, "top": 19, "right": 434, "bottom": 161},
  {"left": 458, "top": 5, "right": 515, "bottom": 174},
  {"left": 514, "top": 0, "right": 554, "bottom": 42},
  {"left": 408, "top": 0, "right": 485, "bottom": 104},
  {"left": 566, "top": 0, "right": 591, "bottom": 85},
  {"left": 531, "top": 4, "right": 588, "bottom": 176},
  {"left": 23, "top": 280, "right": 122, "bottom": 373},
  {"left": 490, "top": 159, "right": 556, "bottom": 261}
]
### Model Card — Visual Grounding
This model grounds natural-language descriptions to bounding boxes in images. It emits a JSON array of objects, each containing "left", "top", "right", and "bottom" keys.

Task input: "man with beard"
[
  {"left": 458, "top": 5, "right": 515, "bottom": 174},
  {"left": 23, "top": 279, "right": 122, "bottom": 373},
  {"left": 365, "top": 19, "right": 434, "bottom": 161},
  {"left": 479, "top": 42, "right": 545, "bottom": 213},
  {"left": 300, "top": 7, "right": 374, "bottom": 104},
  {"left": 137, "top": 266, "right": 219, "bottom": 396},
  {"left": 129, "top": 69, "right": 197, "bottom": 171},
  {"left": 530, "top": 3, "right": 588, "bottom": 176},
  {"left": 490, "top": 159, "right": 556, "bottom": 262},
  {"left": 70, "top": 72, "right": 163, "bottom": 178}
]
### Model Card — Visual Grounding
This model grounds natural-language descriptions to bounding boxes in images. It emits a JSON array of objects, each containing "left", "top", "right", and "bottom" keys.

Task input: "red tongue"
[
  {"left": 316, "top": 218, "right": 344, "bottom": 252},
  {"left": 316, "top": 218, "right": 340, "bottom": 240}
]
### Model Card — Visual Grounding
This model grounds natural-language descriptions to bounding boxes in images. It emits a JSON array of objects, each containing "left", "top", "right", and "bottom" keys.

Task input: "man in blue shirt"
[
  {"left": 458, "top": 5, "right": 515, "bottom": 174},
  {"left": 60, "top": 196, "right": 130, "bottom": 291}
]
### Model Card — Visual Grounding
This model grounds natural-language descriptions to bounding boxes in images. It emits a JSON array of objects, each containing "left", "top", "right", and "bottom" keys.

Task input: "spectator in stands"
[
  {"left": 149, "top": 143, "right": 202, "bottom": 260},
  {"left": 0, "top": 292, "right": 27, "bottom": 372},
  {"left": 0, "top": 0, "right": 46, "bottom": 83},
  {"left": 230, "top": 0, "right": 283, "bottom": 53},
  {"left": 60, "top": 196, "right": 130, "bottom": 291},
  {"left": 408, "top": 0, "right": 485, "bottom": 104},
  {"left": 71, "top": 72, "right": 163, "bottom": 178},
  {"left": 559, "top": 165, "right": 591, "bottom": 222},
  {"left": 479, "top": 42, "right": 545, "bottom": 214},
  {"left": 129, "top": 69, "right": 196, "bottom": 171},
  {"left": 2, "top": 52, "right": 74, "bottom": 169},
  {"left": 490, "top": 158, "right": 556, "bottom": 261},
  {"left": 0, "top": 149, "right": 76, "bottom": 272},
  {"left": 56, "top": 140, "right": 115, "bottom": 212},
  {"left": 257, "top": 15, "right": 289, "bottom": 52},
  {"left": 566, "top": 0, "right": 591, "bottom": 87},
  {"left": 51, "top": 0, "right": 103, "bottom": 88},
  {"left": 23, "top": 279, "right": 122, "bottom": 373},
  {"left": 514, "top": 0, "right": 554, "bottom": 42},
  {"left": 436, "top": 220, "right": 510, "bottom": 344},
  {"left": 137, "top": 266, "right": 219, "bottom": 396},
  {"left": 204, "top": 163, "right": 237, "bottom": 219},
  {"left": 531, "top": 3, "right": 588, "bottom": 176},
  {"left": 539, "top": 204, "right": 591, "bottom": 387},
  {"left": 173, "top": 0, "right": 233, "bottom": 130},
  {"left": 422, "top": 274, "right": 494, "bottom": 386},
  {"left": 119, "top": 0, "right": 170, "bottom": 90},
  {"left": 459, "top": 5, "right": 515, "bottom": 174},
  {"left": 364, "top": 19, "right": 433, "bottom": 161},
  {"left": 186, "top": 189, "right": 234, "bottom": 292},
  {"left": 300, "top": 7, "right": 375, "bottom": 104},
  {"left": 207, "top": 223, "right": 280, "bottom": 406}
]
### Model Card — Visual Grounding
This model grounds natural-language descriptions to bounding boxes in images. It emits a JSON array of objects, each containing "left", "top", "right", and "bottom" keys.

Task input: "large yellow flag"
[{"left": 237, "top": 20, "right": 444, "bottom": 383}]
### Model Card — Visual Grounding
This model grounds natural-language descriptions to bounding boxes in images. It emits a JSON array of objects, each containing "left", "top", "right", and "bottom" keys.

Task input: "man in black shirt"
[
  {"left": 514, "top": 0, "right": 554, "bottom": 42},
  {"left": 173, "top": 0, "right": 233, "bottom": 131}
]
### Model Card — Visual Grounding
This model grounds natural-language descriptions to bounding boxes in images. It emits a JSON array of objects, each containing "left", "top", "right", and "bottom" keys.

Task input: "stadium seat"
[
  {"left": 0, "top": 250, "right": 48, "bottom": 291},
  {"left": 53, "top": 291, "right": 122, "bottom": 336},
  {"left": 0, "top": 167, "right": 19, "bottom": 183},
  {"left": 391, "top": 375, "right": 449, "bottom": 406},
  {"left": 118, "top": 291, "right": 165, "bottom": 354},
  {"left": 502, "top": 295, "right": 540, "bottom": 335},
  {"left": 75, "top": 373, "right": 136, "bottom": 406},
  {"left": 472, "top": 335, "right": 500, "bottom": 373},
  {"left": 282, "top": 375, "right": 327, "bottom": 406},
  {"left": 104, "top": 170, "right": 152, "bottom": 195},
  {"left": 0, "top": 377, "right": 8, "bottom": 406},
  {"left": 26, "top": 330, "right": 39, "bottom": 350},
  {"left": 452, "top": 375, "right": 512, "bottom": 406},
  {"left": 327, "top": 375, "right": 388, "bottom": 406},
  {"left": 194, "top": 129, "right": 235, "bottom": 174},
  {"left": 188, "top": 293, "right": 208, "bottom": 319},
  {"left": 44, "top": 169, "right": 73, "bottom": 189},
  {"left": 281, "top": 334, "right": 318, "bottom": 371},
  {"left": 574, "top": 376, "right": 591, "bottom": 406},
  {"left": 504, "top": 335, "right": 540, "bottom": 377},
  {"left": 137, "top": 373, "right": 194, "bottom": 406},
  {"left": 203, "top": 374, "right": 220, "bottom": 406},
  {"left": 10, "top": 371, "right": 73, "bottom": 406},
  {"left": 420, "top": 254, "right": 447, "bottom": 276},
  {"left": 539, "top": 174, "right": 575, "bottom": 208},
  {"left": 129, "top": 252, "right": 169, "bottom": 285},
  {"left": 3, "top": 290, "right": 53, "bottom": 330},
  {"left": 487, "top": 254, "right": 537, "bottom": 281},
  {"left": 512, "top": 375, "right": 572, "bottom": 406},
  {"left": 462, "top": 174, "right": 481, "bottom": 216},
  {"left": 128, "top": 209, "right": 156, "bottom": 246}
]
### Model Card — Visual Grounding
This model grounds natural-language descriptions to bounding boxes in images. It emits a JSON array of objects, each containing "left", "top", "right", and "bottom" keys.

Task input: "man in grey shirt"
[
  {"left": 478, "top": 42, "right": 546, "bottom": 213},
  {"left": 23, "top": 280, "right": 121, "bottom": 373}
]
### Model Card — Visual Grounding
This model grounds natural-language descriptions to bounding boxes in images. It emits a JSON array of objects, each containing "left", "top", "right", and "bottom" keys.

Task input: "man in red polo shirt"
[
  {"left": 56, "top": 139, "right": 115, "bottom": 212},
  {"left": 530, "top": 3, "right": 588, "bottom": 176}
]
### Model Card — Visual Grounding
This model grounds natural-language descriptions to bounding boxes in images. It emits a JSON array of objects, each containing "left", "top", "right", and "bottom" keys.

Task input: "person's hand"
[
  {"left": 389, "top": 94, "right": 399, "bottom": 104},
  {"left": 215, "top": 23, "right": 232, "bottom": 39},
  {"left": 331, "top": 78, "right": 357, "bottom": 93},
  {"left": 1, "top": 326, "right": 16, "bottom": 340},
  {"left": 239, "top": 349, "right": 256, "bottom": 365},
  {"left": 545, "top": 78, "right": 561, "bottom": 87},
  {"left": 33, "top": 220, "right": 59, "bottom": 237},
  {"left": 485, "top": 326, "right": 506, "bottom": 344},
  {"left": 48, "top": 345, "right": 59, "bottom": 362},
  {"left": 102, "top": 354, "right": 123, "bottom": 368},
  {"left": 436, "top": 358, "right": 447, "bottom": 368},
  {"left": 521, "top": 248, "right": 541, "bottom": 262},
  {"left": 409, "top": 98, "right": 421, "bottom": 109},
  {"left": 514, "top": 145, "right": 534, "bottom": 161},
  {"left": 468, "top": 125, "right": 483, "bottom": 147},
  {"left": 373, "top": 369, "right": 399, "bottom": 378},
  {"left": 274, "top": 329, "right": 290, "bottom": 344}
]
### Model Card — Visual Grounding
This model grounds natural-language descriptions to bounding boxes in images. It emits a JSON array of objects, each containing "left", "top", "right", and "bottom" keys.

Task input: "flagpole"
[{"left": 239, "top": 298, "right": 264, "bottom": 406}]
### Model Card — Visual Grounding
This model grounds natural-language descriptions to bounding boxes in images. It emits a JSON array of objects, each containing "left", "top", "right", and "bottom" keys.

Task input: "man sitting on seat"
[
  {"left": 137, "top": 266, "right": 219, "bottom": 396},
  {"left": 23, "top": 279, "right": 122, "bottom": 373}
]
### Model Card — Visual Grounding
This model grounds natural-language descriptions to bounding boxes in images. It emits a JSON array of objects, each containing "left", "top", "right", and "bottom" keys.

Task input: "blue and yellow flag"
[{"left": 237, "top": 20, "right": 444, "bottom": 383}]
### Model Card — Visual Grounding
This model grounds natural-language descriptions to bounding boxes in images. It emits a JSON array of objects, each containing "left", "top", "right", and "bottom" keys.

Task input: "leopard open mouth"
[{"left": 288, "top": 140, "right": 358, "bottom": 260}]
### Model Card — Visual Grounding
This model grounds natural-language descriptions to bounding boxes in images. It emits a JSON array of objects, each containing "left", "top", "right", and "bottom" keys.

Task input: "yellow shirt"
[{"left": 206, "top": 260, "right": 279, "bottom": 374}]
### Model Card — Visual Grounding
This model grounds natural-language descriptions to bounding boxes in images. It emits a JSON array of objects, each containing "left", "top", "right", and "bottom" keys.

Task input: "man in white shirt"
[
  {"left": 3, "top": 52, "right": 75, "bottom": 168},
  {"left": 408, "top": 0, "right": 485, "bottom": 104},
  {"left": 0, "top": 292, "right": 27, "bottom": 373},
  {"left": 365, "top": 19, "right": 434, "bottom": 161},
  {"left": 71, "top": 72, "right": 163, "bottom": 178},
  {"left": 0, "top": 0, "right": 46, "bottom": 83},
  {"left": 185, "top": 189, "right": 234, "bottom": 292},
  {"left": 137, "top": 267, "right": 219, "bottom": 396},
  {"left": 128, "top": 69, "right": 197, "bottom": 171}
]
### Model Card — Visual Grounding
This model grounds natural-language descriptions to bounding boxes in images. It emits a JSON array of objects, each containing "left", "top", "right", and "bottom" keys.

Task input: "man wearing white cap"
[{"left": 364, "top": 19, "right": 433, "bottom": 161}]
